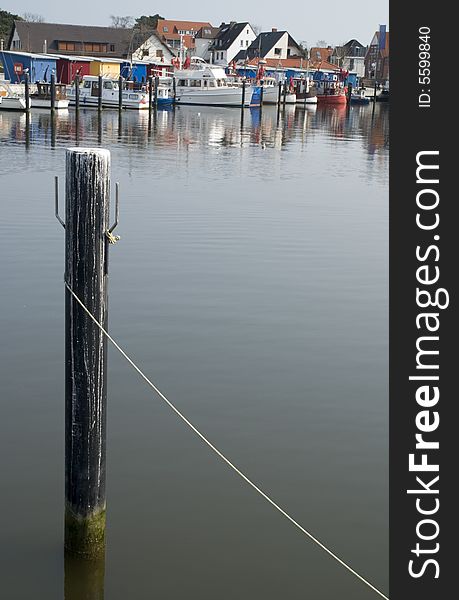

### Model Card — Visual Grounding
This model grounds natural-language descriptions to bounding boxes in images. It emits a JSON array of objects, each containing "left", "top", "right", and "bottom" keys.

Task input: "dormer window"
[{"left": 163, "top": 26, "right": 168, "bottom": 32}]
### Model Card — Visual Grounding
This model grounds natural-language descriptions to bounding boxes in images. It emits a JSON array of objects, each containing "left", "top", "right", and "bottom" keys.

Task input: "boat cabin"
[{"left": 32, "top": 82, "right": 67, "bottom": 100}]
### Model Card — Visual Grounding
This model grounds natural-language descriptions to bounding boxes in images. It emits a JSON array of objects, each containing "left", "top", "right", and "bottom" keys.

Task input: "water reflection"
[
  {"left": 64, "top": 552, "right": 105, "bottom": 600},
  {"left": 0, "top": 103, "right": 388, "bottom": 157}
]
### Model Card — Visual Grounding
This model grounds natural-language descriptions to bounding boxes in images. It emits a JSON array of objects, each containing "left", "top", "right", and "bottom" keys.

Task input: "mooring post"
[
  {"left": 241, "top": 79, "right": 246, "bottom": 108},
  {"left": 24, "top": 71, "right": 30, "bottom": 112},
  {"left": 283, "top": 81, "right": 287, "bottom": 107},
  {"left": 118, "top": 76, "right": 123, "bottom": 111},
  {"left": 347, "top": 82, "right": 353, "bottom": 106},
  {"left": 74, "top": 74, "right": 80, "bottom": 112},
  {"left": 148, "top": 75, "right": 153, "bottom": 114},
  {"left": 277, "top": 81, "right": 282, "bottom": 107},
  {"left": 64, "top": 148, "right": 111, "bottom": 559},
  {"left": 51, "top": 72, "right": 56, "bottom": 112},
  {"left": 98, "top": 75, "right": 103, "bottom": 112},
  {"left": 259, "top": 80, "right": 264, "bottom": 107},
  {"left": 172, "top": 76, "right": 176, "bottom": 103},
  {"left": 154, "top": 76, "right": 159, "bottom": 108}
]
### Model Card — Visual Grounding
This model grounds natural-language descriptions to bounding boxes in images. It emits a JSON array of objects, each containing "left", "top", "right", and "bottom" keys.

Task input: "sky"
[{"left": 2, "top": 1, "right": 389, "bottom": 47}]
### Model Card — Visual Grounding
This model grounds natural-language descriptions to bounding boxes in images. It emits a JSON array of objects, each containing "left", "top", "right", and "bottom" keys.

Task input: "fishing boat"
[
  {"left": 66, "top": 75, "right": 151, "bottom": 109},
  {"left": 30, "top": 82, "right": 69, "bottom": 109},
  {"left": 293, "top": 77, "right": 318, "bottom": 104},
  {"left": 350, "top": 88, "right": 370, "bottom": 105},
  {"left": 174, "top": 57, "right": 259, "bottom": 107},
  {"left": 316, "top": 79, "right": 348, "bottom": 105}
]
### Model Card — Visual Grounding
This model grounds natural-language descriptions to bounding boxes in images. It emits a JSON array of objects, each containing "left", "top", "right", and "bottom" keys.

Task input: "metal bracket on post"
[
  {"left": 106, "top": 182, "right": 120, "bottom": 244},
  {"left": 55, "top": 176, "right": 65, "bottom": 228}
]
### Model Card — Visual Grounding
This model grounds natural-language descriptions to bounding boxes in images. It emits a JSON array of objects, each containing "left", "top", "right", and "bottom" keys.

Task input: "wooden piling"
[
  {"left": 51, "top": 72, "right": 56, "bottom": 112},
  {"left": 283, "top": 81, "right": 287, "bottom": 107},
  {"left": 148, "top": 76, "right": 153, "bottom": 114},
  {"left": 118, "top": 76, "right": 123, "bottom": 111},
  {"left": 74, "top": 75, "right": 80, "bottom": 112},
  {"left": 241, "top": 79, "right": 246, "bottom": 108},
  {"left": 98, "top": 75, "right": 103, "bottom": 112},
  {"left": 277, "top": 81, "right": 282, "bottom": 107},
  {"left": 260, "top": 81, "right": 264, "bottom": 106},
  {"left": 24, "top": 72, "right": 30, "bottom": 112},
  {"left": 64, "top": 148, "right": 110, "bottom": 559},
  {"left": 154, "top": 76, "right": 159, "bottom": 107},
  {"left": 172, "top": 76, "right": 177, "bottom": 102}
]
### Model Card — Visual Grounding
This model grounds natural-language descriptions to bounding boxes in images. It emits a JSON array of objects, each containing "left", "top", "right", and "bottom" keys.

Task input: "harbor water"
[{"left": 0, "top": 103, "right": 388, "bottom": 599}]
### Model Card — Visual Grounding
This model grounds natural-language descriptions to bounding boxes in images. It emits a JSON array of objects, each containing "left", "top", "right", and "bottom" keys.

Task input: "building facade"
[
  {"left": 210, "top": 22, "right": 257, "bottom": 65},
  {"left": 364, "top": 30, "right": 389, "bottom": 81},
  {"left": 330, "top": 39, "right": 367, "bottom": 77}
]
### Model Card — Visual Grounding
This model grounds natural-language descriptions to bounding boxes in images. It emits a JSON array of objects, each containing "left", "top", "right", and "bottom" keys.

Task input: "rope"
[{"left": 65, "top": 280, "right": 389, "bottom": 600}]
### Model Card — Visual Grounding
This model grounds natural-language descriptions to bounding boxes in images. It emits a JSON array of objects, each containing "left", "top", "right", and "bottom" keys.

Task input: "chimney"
[
  {"left": 43, "top": 39, "right": 47, "bottom": 53},
  {"left": 272, "top": 28, "right": 277, "bottom": 32}
]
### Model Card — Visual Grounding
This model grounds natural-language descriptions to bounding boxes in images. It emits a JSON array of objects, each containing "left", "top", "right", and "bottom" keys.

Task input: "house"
[
  {"left": 364, "top": 29, "right": 389, "bottom": 81},
  {"left": 194, "top": 26, "right": 220, "bottom": 61},
  {"left": 234, "top": 29, "right": 304, "bottom": 66},
  {"left": 155, "top": 19, "right": 213, "bottom": 54},
  {"left": 209, "top": 22, "right": 257, "bottom": 65},
  {"left": 8, "top": 20, "right": 174, "bottom": 63},
  {"left": 0, "top": 50, "right": 56, "bottom": 82},
  {"left": 330, "top": 39, "right": 367, "bottom": 77},
  {"left": 309, "top": 47, "right": 332, "bottom": 63},
  {"left": 56, "top": 55, "right": 92, "bottom": 84}
]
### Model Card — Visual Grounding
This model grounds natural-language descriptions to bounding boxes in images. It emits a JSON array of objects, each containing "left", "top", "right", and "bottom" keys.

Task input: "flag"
[{"left": 379, "top": 25, "right": 387, "bottom": 50}]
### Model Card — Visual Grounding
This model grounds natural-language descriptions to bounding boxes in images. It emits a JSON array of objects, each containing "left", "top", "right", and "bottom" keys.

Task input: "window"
[
  {"left": 178, "top": 79, "right": 188, "bottom": 86},
  {"left": 84, "top": 43, "right": 107, "bottom": 53},
  {"left": 274, "top": 47, "right": 281, "bottom": 55},
  {"left": 58, "top": 41, "right": 76, "bottom": 51},
  {"left": 163, "top": 26, "right": 168, "bottom": 32},
  {"left": 241, "top": 40, "right": 244, "bottom": 46},
  {"left": 12, "top": 40, "right": 22, "bottom": 49},
  {"left": 110, "top": 44, "right": 115, "bottom": 52},
  {"left": 103, "top": 81, "right": 113, "bottom": 89},
  {"left": 246, "top": 40, "right": 249, "bottom": 46},
  {"left": 349, "top": 58, "right": 355, "bottom": 70},
  {"left": 156, "top": 49, "right": 163, "bottom": 57}
]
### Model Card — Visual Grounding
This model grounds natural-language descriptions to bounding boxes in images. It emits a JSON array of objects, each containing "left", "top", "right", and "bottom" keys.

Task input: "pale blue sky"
[{"left": 2, "top": 1, "right": 388, "bottom": 47}]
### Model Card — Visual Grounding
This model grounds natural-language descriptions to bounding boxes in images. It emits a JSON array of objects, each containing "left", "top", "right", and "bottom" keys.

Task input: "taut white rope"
[{"left": 65, "top": 280, "right": 389, "bottom": 600}]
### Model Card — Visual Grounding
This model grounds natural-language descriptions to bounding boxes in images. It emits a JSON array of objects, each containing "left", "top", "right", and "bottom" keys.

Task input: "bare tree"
[
  {"left": 110, "top": 15, "right": 134, "bottom": 29},
  {"left": 315, "top": 39, "right": 328, "bottom": 47},
  {"left": 22, "top": 12, "right": 44, "bottom": 22},
  {"left": 252, "top": 23, "right": 262, "bottom": 35}
]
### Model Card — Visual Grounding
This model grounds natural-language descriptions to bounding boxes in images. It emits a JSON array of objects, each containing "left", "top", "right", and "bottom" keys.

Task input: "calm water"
[{"left": 0, "top": 104, "right": 388, "bottom": 599}]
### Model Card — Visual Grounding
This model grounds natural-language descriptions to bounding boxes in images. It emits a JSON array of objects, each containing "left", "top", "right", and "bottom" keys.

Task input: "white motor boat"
[
  {"left": 0, "top": 81, "right": 27, "bottom": 110},
  {"left": 174, "top": 57, "right": 259, "bottom": 107},
  {"left": 261, "top": 77, "right": 296, "bottom": 104},
  {"left": 67, "top": 76, "right": 152, "bottom": 109}
]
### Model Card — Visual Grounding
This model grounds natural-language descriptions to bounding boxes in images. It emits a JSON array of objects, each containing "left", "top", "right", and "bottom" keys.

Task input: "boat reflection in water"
[{"left": 0, "top": 102, "right": 388, "bottom": 157}]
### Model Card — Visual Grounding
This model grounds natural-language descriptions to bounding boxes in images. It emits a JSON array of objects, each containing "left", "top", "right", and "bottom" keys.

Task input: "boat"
[
  {"left": 315, "top": 79, "right": 348, "bottom": 106},
  {"left": 261, "top": 77, "right": 296, "bottom": 104},
  {"left": 293, "top": 77, "right": 318, "bottom": 104},
  {"left": 350, "top": 88, "right": 370, "bottom": 105},
  {"left": 174, "top": 57, "right": 260, "bottom": 107},
  {"left": 66, "top": 75, "right": 152, "bottom": 109},
  {"left": 30, "top": 82, "right": 69, "bottom": 109},
  {"left": 0, "top": 81, "right": 27, "bottom": 110}
]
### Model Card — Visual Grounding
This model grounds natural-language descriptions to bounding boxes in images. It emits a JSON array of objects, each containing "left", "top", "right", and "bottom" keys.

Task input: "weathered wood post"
[
  {"left": 64, "top": 148, "right": 110, "bottom": 559},
  {"left": 283, "top": 80, "right": 287, "bottom": 107},
  {"left": 172, "top": 76, "right": 176, "bottom": 103},
  {"left": 98, "top": 75, "right": 103, "bottom": 112},
  {"left": 154, "top": 76, "right": 159, "bottom": 108},
  {"left": 277, "top": 81, "right": 282, "bottom": 107},
  {"left": 347, "top": 82, "right": 353, "bottom": 106},
  {"left": 51, "top": 72, "right": 56, "bottom": 112},
  {"left": 148, "top": 75, "right": 153, "bottom": 114},
  {"left": 259, "top": 80, "right": 264, "bottom": 107},
  {"left": 74, "top": 74, "right": 80, "bottom": 111},
  {"left": 241, "top": 79, "right": 246, "bottom": 108},
  {"left": 118, "top": 76, "right": 123, "bottom": 111},
  {"left": 24, "top": 71, "right": 30, "bottom": 112}
]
